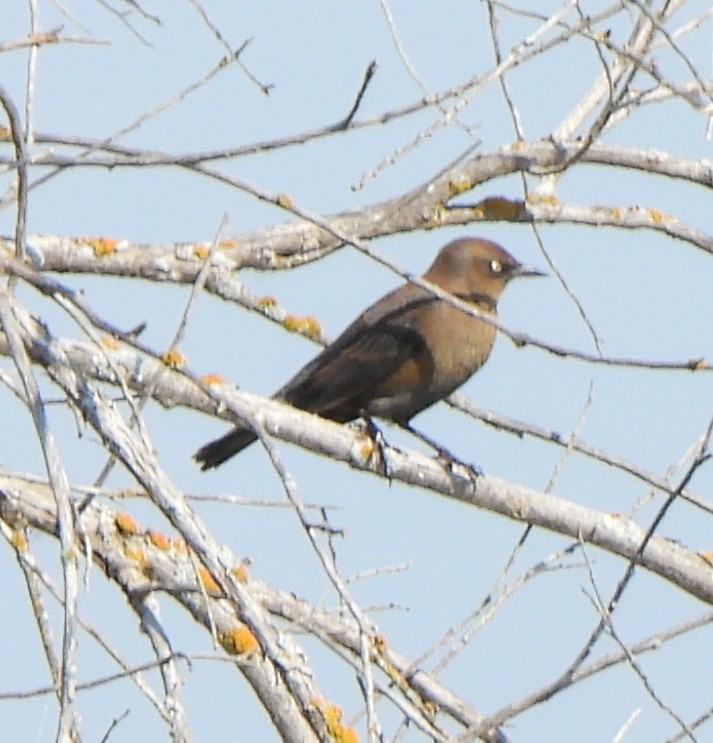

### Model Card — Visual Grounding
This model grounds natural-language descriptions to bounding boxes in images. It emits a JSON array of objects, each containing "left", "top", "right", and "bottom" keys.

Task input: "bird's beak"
[{"left": 512, "top": 263, "right": 547, "bottom": 279}]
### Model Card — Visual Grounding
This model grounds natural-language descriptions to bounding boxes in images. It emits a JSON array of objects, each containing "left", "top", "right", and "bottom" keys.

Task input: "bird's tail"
[{"left": 194, "top": 426, "right": 258, "bottom": 470}]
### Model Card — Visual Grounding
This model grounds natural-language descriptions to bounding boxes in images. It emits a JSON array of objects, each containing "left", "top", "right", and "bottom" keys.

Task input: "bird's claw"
[
  {"left": 435, "top": 446, "right": 481, "bottom": 484},
  {"left": 358, "top": 417, "right": 393, "bottom": 479}
]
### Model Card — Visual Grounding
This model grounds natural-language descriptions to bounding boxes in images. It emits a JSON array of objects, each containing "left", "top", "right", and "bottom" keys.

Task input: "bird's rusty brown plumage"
[{"left": 194, "top": 237, "right": 543, "bottom": 469}]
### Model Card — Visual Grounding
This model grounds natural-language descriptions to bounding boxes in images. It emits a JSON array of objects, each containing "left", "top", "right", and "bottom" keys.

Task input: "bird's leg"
[
  {"left": 401, "top": 422, "right": 455, "bottom": 460},
  {"left": 402, "top": 423, "right": 482, "bottom": 480}
]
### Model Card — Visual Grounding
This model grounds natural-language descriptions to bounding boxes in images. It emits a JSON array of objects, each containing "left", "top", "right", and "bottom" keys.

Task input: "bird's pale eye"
[{"left": 489, "top": 259, "right": 503, "bottom": 274}]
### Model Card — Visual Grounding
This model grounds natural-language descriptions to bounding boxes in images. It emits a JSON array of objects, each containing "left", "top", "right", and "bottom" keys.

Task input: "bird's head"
[{"left": 424, "top": 237, "right": 545, "bottom": 303}]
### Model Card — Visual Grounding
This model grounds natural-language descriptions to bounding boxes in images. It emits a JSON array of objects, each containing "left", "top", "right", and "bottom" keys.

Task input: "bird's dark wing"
[{"left": 277, "top": 290, "right": 436, "bottom": 422}]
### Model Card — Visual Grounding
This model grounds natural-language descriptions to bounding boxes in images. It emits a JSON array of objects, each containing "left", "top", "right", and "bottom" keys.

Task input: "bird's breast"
[
  {"left": 423, "top": 300, "right": 496, "bottom": 391},
  {"left": 366, "top": 298, "right": 497, "bottom": 422}
]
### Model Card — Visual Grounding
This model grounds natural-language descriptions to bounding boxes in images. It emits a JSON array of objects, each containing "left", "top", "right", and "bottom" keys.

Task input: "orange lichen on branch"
[
  {"left": 313, "top": 700, "right": 359, "bottom": 743},
  {"left": 282, "top": 314, "right": 301, "bottom": 332},
  {"left": 9, "top": 529, "right": 28, "bottom": 552},
  {"left": 115, "top": 512, "right": 141, "bottom": 535},
  {"left": 199, "top": 373, "right": 225, "bottom": 385},
  {"left": 298, "top": 315, "right": 322, "bottom": 339},
  {"left": 124, "top": 545, "right": 148, "bottom": 571},
  {"left": 231, "top": 562, "right": 249, "bottom": 584},
  {"left": 447, "top": 176, "right": 472, "bottom": 197},
  {"left": 283, "top": 314, "right": 322, "bottom": 340},
  {"left": 171, "top": 537, "right": 188, "bottom": 553},
  {"left": 257, "top": 295, "right": 278, "bottom": 311},
  {"left": 100, "top": 335, "right": 119, "bottom": 350},
  {"left": 160, "top": 348, "right": 186, "bottom": 369},
  {"left": 473, "top": 196, "right": 528, "bottom": 221},
  {"left": 526, "top": 192, "right": 558, "bottom": 206},
  {"left": 219, "top": 625, "right": 260, "bottom": 656},
  {"left": 82, "top": 237, "right": 119, "bottom": 256},
  {"left": 148, "top": 529, "right": 170, "bottom": 550},
  {"left": 198, "top": 566, "right": 221, "bottom": 594},
  {"left": 193, "top": 245, "right": 210, "bottom": 260}
]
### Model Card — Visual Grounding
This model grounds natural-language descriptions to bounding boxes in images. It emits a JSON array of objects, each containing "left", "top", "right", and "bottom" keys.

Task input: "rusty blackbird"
[{"left": 195, "top": 237, "right": 543, "bottom": 469}]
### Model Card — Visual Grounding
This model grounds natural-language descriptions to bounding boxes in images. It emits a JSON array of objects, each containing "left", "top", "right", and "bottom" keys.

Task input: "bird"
[{"left": 194, "top": 237, "right": 544, "bottom": 470}]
